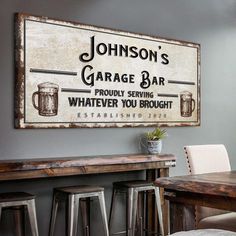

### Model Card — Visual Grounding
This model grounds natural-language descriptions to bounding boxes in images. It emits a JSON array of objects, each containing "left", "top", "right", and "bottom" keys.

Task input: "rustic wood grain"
[
  {"left": 155, "top": 171, "right": 236, "bottom": 198},
  {"left": 155, "top": 171, "right": 236, "bottom": 233},
  {"left": 169, "top": 202, "right": 195, "bottom": 233},
  {"left": 146, "top": 169, "right": 158, "bottom": 234},
  {"left": 0, "top": 154, "right": 176, "bottom": 181},
  {"left": 165, "top": 190, "right": 236, "bottom": 212}
]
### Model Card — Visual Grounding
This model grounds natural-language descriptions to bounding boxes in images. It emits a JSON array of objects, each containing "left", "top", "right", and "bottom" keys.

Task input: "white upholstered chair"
[{"left": 184, "top": 144, "right": 236, "bottom": 232}]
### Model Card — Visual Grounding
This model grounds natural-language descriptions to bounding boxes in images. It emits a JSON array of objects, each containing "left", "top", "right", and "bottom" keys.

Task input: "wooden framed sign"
[{"left": 15, "top": 13, "right": 200, "bottom": 128}]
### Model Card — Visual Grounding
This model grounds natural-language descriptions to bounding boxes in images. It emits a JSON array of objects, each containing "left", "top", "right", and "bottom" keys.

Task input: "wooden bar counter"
[
  {"left": 0, "top": 153, "right": 176, "bottom": 181},
  {"left": 0, "top": 153, "right": 176, "bottom": 235}
]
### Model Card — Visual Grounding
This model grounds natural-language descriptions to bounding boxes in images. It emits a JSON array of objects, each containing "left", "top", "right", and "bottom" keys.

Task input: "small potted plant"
[{"left": 144, "top": 127, "right": 167, "bottom": 154}]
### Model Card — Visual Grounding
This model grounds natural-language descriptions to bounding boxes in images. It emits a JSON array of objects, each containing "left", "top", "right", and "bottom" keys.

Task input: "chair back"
[
  {"left": 184, "top": 144, "right": 231, "bottom": 223},
  {"left": 184, "top": 144, "right": 231, "bottom": 175}
]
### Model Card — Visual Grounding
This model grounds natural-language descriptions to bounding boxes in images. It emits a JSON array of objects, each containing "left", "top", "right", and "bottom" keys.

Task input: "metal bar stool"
[
  {"left": 49, "top": 185, "right": 109, "bottom": 236},
  {"left": 109, "top": 180, "right": 164, "bottom": 236},
  {"left": 0, "top": 192, "right": 39, "bottom": 236}
]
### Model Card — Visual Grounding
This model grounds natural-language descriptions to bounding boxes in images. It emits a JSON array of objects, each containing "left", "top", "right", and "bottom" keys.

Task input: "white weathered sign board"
[{"left": 15, "top": 13, "right": 200, "bottom": 128}]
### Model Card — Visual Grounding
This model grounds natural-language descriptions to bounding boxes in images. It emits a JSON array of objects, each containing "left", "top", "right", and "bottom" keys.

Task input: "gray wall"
[{"left": 1, "top": 0, "right": 236, "bottom": 235}]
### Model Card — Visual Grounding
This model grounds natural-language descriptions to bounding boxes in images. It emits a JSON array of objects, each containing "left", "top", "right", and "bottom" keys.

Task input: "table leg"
[
  {"left": 137, "top": 191, "right": 144, "bottom": 236},
  {"left": 146, "top": 168, "right": 169, "bottom": 236},
  {"left": 13, "top": 206, "right": 25, "bottom": 236},
  {"left": 160, "top": 168, "right": 169, "bottom": 236},
  {"left": 169, "top": 201, "right": 195, "bottom": 233},
  {"left": 80, "top": 198, "right": 90, "bottom": 236},
  {"left": 146, "top": 169, "right": 158, "bottom": 235}
]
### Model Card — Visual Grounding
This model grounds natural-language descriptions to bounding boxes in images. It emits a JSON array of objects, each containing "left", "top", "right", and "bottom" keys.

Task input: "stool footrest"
[{"left": 111, "top": 230, "right": 127, "bottom": 235}]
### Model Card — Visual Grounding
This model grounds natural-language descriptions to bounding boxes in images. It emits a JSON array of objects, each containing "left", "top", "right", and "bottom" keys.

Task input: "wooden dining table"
[
  {"left": 0, "top": 153, "right": 176, "bottom": 235},
  {"left": 155, "top": 171, "right": 236, "bottom": 234}
]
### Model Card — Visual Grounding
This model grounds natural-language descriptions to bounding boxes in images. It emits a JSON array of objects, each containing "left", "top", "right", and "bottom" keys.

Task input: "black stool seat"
[
  {"left": 55, "top": 185, "right": 104, "bottom": 194},
  {"left": 113, "top": 180, "right": 154, "bottom": 188},
  {"left": 0, "top": 192, "right": 35, "bottom": 202}
]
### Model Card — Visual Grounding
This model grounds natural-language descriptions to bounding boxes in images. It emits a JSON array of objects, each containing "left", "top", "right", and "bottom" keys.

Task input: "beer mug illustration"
[
  {"left": 32, "top": 82, "right": 59, "bottom": 116},
  {"left": 180, "top": 91, "right": 195, "bottom": 117}
]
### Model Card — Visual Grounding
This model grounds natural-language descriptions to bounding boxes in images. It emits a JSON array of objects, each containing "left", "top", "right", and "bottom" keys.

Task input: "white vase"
[{"left": 147, "top": 140, "right": 162, "bottom": 154}]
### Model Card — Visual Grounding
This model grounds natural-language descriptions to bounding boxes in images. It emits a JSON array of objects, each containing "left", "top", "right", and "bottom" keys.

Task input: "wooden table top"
[
  {"left": 0, "top": 153, "right": 176, "bottom": 181},
  {"left": 155, "top": 171, "right": 236, "bottom": 198}
]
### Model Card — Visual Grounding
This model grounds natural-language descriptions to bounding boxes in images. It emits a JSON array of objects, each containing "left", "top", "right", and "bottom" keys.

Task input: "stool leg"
[
  {"left": 137, "top": 192, "right": 144, "bottom": 236},
  {"left": 0, "top": 207, "right": 2, "bottom": 221},
  {"left": 154, "top": 188, "right": 164, "bottom": 236},
  {"left": 26, "top": 199, "right": 39, "bottom": 236},
  {"left": 127, "top": 188, "right": 134, "bottom": 236},
  {"left": 80, "top": 198, "right": 90, "bottom": 236},
  {"left": 49, "top": 193, "right": 59, "bottom": 236},
  {"left": 13, "top": 206, "right": 25, "bottom": 236},
  {"left": 67, "top": 194, "right": 79, "bottom": 236},
  {"left": 98, "top": 191, "right": 109, "bottom": 236},
  {"left": 108, "top": 188, "right": 117, "bottom": 234},
  {"left": 131, "top": 190, "right": 138, "bottom": 236}
]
